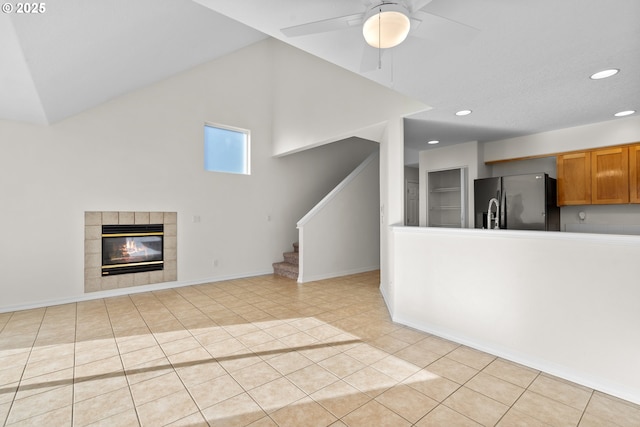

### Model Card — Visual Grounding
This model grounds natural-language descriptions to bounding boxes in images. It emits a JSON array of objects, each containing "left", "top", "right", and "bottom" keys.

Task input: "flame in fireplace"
[
  {"left": 105, "top": 236, "right": 162, "bottom": 264},
  {"left": 121, "top": 238, "right": 149, "bottom": 258}
]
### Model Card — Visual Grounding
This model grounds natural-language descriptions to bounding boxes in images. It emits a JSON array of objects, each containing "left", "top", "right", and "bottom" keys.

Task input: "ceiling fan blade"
[
  {"left": 281, "top": 13, "right": 364, "bottom": 37},
  {"left": 410, "top": 11, "right": 479, "bottom": 45}
]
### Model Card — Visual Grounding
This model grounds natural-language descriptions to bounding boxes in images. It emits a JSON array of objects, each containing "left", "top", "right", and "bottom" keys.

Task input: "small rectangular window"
[{"left": 204, "top": 124, "right": 250, "bottom": 175}]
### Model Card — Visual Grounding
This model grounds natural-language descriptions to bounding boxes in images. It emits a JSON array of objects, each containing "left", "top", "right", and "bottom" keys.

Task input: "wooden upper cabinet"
[
  {"left": 630, "top": 144, "right": 640, "bottom": 203},
  {"left": 557, "top": 152, "right": 591, "bottom": 205},
  {"left": 591, "top": 146, "right": 629, "bottom": 204}
]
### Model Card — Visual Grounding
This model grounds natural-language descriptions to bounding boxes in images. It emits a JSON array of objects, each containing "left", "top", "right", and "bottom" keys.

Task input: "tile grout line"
[
  {"left": 1, "top": 310, "right": 23, "bottom": 427},
  {"left": 152, "top": 286, "right": 257, "bottom": 425},
  {"left": 132, "top": 291, "right": 204, "bottom": 426},
  {"left": 4, "top": 308, "right": 46, "bottom": 426},
  {"left": 104, "top": 295, "right": 143, "bottom": 427},
  {"left": 173, "top": 281, "right": 364, "bottom": 425},
  {"left": 576, "top": 388, "right": 595, "bottom": 427},
  {"left": 70, "top": 302, "right": 78, "bottom": 427},
  {"left": 3, "top": 273, "right": 638, "bottom": 426},
  {"left": 156, "top": 289, "right": 228, "bottom": 424}
]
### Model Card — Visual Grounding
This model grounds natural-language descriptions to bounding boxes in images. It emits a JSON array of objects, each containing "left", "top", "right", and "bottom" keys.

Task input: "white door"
[{"left": 406, "top": 180, "right": 419, "bottom": 226}]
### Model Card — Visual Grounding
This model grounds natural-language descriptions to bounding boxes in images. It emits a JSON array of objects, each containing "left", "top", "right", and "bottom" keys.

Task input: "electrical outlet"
[{"left": 213, "top": 259, "right": 219, "bottom": 267}]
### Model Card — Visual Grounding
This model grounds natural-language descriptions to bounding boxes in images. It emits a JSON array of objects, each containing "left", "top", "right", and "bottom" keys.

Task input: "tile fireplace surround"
[{"left": 84, "top": 211, "right": 177, "bottom": 293}]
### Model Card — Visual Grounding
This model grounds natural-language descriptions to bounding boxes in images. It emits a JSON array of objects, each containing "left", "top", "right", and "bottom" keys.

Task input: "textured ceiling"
[{"left": 1, "top": 0, "right": 639, "bottom": 160}]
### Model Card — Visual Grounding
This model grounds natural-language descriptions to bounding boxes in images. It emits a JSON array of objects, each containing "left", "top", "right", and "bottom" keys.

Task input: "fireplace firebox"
[{"left": 102, "top": 224, "right": 164, "bottom": 276}]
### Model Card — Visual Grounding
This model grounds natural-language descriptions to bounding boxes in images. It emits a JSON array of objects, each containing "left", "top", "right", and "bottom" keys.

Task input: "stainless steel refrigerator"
[{"left": 474, "top": 173, "right": 560, "bottom": 231}]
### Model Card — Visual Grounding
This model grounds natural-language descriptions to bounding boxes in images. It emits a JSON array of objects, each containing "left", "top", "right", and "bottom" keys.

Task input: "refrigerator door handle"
[{"left": 500, "top": 190, "right": 507, "bottom": 229}]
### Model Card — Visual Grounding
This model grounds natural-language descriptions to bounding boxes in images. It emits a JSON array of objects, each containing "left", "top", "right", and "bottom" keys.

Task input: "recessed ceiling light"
[
  {"left": 614, "top": 110, "right": 636, "bottom": 117},
  {"left": 456, "top": 110, "right": 472, "bottom": 116},
  {"left": 427, "top": 140, "right": 439, "bottom": 145},
  {"left": 590, "top": 69, "right": 619, "bottom": 80}
]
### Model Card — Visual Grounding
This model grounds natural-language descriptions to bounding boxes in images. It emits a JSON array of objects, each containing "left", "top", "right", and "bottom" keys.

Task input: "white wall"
[
  {"left": 561, "top": 204, "right": 640, "bottom": 234},
  {"left": 297, "top": 152, "right": 380, "bottom": 282},
  {"left": 404, "top": 146, "right": 420, "bottom": 167},
  {"left": 392, "top": 226, "right": 640, "bottom": 404},
  {"left": 0, "top": 39, "right": 380, "bottom": 311},
  {"left": 379, "top": 118, "right": 405, "bottom": 315},
  {"left": 404, "top": 166, "right": 419, "bottom": 182},
  {"left": 484, "top": 115, "right": 640, "bottom": 162},
  {"left": 418, "top": 141, "right": 488, "bottom": 227},
  {"left": 490, "top": 156, "right": 557, "bottom": 178},
  {"left": 270, "top": 42, "right": 428, "bottom": 156}
]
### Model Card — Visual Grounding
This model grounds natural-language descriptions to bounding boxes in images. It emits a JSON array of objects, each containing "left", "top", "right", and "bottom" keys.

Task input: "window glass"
[{"left": 204, "top": 124, "right": 250, "bottom": 175}]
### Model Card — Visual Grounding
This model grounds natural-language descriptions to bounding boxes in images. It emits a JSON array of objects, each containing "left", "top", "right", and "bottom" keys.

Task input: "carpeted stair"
[{"left": 273, "top": 242, "right": 299, "bottom": 280}]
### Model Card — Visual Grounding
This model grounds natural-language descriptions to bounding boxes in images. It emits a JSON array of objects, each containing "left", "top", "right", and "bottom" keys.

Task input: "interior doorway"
[{"left": 405, "top": 180, "right": 419, "bottom": 226}]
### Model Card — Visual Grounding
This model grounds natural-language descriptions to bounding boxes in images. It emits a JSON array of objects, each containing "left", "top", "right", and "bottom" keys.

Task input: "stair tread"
[
  {"left": 283, "top": 251, "right": 299, "bottom": 266},
  {"left": 273, "top": 261, "right": 299, "bottom": 280},
  {"left": 272, "top": 261, "right": 298, "bottom": 272},
  {"left": 274, "top": 242, "right": 300, "bottom": 279}
]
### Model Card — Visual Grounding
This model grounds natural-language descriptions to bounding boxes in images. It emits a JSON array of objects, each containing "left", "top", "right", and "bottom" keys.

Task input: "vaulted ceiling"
[
  {"left": 0, "top": 0, "right": 266, "bottom": 125},
  {"left": 2, "top": 0, "right": 639, "bottom": 156}
]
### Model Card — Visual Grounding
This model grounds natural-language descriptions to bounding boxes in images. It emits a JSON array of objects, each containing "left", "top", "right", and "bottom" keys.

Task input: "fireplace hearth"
[{"left": 102, "top": 224, "right": 164, "bottom": 276}]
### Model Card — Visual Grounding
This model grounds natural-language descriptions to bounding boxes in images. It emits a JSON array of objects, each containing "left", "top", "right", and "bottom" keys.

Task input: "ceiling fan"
[{"left": 280, "top": 0, "right": 478, "bottom": 70}]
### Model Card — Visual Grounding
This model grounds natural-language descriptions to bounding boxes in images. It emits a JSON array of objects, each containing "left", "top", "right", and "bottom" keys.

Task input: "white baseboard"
[
  {"left": 393, "top": 314, "right": 640, "bottom": 406},
  {"left": 297, "top": 265, "right": 379, "bottom": 284},
  {"left": 0, "top": 269, "right": 273, "bottom": 314},
  {"left": 379, "top": 282, "right": 393, "bottom": 317}
]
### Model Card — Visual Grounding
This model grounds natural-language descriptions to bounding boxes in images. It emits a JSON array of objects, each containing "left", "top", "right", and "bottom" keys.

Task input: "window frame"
[{"left": 203, "top": 122, "right": 251, "bottom": 175}]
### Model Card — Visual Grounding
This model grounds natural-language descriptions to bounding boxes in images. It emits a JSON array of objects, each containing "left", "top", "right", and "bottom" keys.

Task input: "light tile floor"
[{"left": 1, "top": 271, "right": 639, "bottom": 426}]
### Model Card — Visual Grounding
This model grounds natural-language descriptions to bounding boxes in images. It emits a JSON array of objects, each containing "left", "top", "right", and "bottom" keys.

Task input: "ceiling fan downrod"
[{"left": 378, "top": 6, "right": 382, "bottom": 69}]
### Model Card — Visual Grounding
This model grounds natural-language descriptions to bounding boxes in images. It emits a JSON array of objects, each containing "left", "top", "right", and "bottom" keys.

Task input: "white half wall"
[
  {"left": 392, "top": 226, "right": 640, "bottom": 405},
  {"left": 297, "top": 151, "right": 380, "bottom": 282}
]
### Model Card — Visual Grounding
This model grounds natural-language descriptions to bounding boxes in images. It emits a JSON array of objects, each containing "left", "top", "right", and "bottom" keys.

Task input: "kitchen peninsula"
[
  {"left": 388, "top": 225, "right": 640, "bottom": 405},
  {"left": 404, "top": 115, "right": 640, "bottom": 404}
]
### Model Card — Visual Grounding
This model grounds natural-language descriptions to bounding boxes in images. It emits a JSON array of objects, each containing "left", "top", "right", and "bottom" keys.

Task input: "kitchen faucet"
[{"left": 487, "top": 198, "right": 500, "bottom": 229}]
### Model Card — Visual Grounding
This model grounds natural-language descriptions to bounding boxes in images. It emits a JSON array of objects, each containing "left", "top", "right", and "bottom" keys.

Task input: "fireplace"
[{"left": 102, "top": 224, "right": 164, "bottom": 276}]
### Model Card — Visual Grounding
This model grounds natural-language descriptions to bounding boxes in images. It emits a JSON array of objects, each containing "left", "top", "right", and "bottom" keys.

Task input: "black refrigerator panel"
[
  {"left": 502, "top": 174, "right": 547, "bottom": 230},
  {"left": 545, "top": 176, "right": 560, "bottom": 231},
  {"left": 473, "top": 177, "right": 501, "bottom": 228},
  {"left": 474, "top": 174, "right": 560, "bottom": 231}
]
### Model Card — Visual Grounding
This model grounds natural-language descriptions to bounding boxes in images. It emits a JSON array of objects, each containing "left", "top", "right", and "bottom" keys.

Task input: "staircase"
[{"left": 273, "top": 242, "right": 299, "bottom": 280}]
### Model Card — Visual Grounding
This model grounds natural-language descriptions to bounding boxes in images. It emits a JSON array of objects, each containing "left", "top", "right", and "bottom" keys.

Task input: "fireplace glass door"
[{"left": 102, "top": 224, "right": 164, "bottom": 276}]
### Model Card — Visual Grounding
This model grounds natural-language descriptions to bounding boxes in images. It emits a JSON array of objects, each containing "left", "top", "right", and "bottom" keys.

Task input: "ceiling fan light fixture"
[{"left": 363, "top": 3, "right": 410, "bottom": 49}]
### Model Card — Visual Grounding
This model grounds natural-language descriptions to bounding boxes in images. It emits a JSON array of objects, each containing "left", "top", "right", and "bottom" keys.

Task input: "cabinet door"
[
  {"left": 591, "top": 146, "right": 629, "bottom": 204},
  {"left": 557, "top": 152, "right": 591, "bottom": 205},
  {"left": 630, "top": 144, "right": 640, "bottom": 203}
]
